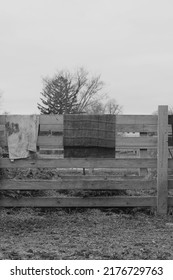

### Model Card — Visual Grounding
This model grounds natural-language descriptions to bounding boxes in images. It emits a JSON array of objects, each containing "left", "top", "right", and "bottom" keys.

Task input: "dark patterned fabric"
[{"left": 64, "top": 114, "right": 115, "bottom": 148}]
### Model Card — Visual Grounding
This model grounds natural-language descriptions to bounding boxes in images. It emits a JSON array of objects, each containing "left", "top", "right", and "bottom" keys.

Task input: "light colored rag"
[{"left": 6, "top": 115, "right": 39, "bottom": 160}]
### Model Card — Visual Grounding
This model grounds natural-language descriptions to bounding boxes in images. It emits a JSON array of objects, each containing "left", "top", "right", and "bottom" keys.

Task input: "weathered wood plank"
[
  {"left": 117, "top": 136, "right": 157, "bottom": 148},
  {"left": 39, "top": 115, "right": 63, "bottom": 125},
  {"left": 116, "top": 124, "right": 157, "bottom": 133},
  {"left": 50, "top": 175, "right": 146, "bottom": 180},
  {"left": 0, "top": 158, "right": 157, "bottom": 168},
  {"left": 157, "top": 106, "right": 168, "bottom": 214},
  {"left": 0, "top": 179, "right": 156, "bottom": 190},
  {"left": 38, "top": 136, "right": 63, "bottom": 146},
  {"left": 117, "top": 124, "right": 172, "bottom": 133},
  {"left": 40, "top": 124, "right": 63, "bottom": 132},
  {"left": 0, "top": 196, "right": 157, "bottom": 207},
  {"left": 116, "top": 115, "right": 157, "bottom": 125},
  {"left": 0, "top": 114, "right": 158, "bottom": 125}
]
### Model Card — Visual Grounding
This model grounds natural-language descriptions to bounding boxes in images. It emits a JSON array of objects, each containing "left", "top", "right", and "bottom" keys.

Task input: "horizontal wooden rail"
[
  {"left": 0, "top": 135, "right": 157, "bottom": 149},
  {"left": 40, "top": 124, "right": 63, "bottom": 132},
  {"left": 1, "top": 178, "right": 172, "bottom": 190},
  {"left": 0, "top": 179, "right": 157, "bottom": 190},
  {"left": 0, "top": 158, "right": 157, "bottom": 168},
  {"left": 0, "top": 124, "right": 172, "bottom": 134},
  {"left": 39, "top": 115, "right": 63, "bottom": 125},
  {"left": 1, "top": 124, "right": 172, "bottom": 134},
  {"left": 117, "top": 124, "right": 157, "bottom": 133},
  {"left": 0, "top": 196, "right": 157, "bottom": 207},
  {"left": 0, "top": 115, "right": 158, "bottom": 125},
  {"left": 116, "top": 136, "right": 157, "bottom": 148},
  {"left": 0, "top": 114, "right": 171, "bottom": 138},
  {"left": 116, "top": 115, "right": 158, "bottom": 125}
]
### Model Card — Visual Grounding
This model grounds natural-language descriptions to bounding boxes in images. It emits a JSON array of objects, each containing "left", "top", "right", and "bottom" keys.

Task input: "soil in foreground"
[{"left": 0, "top": 207, "right": 173, "bottom": 260}]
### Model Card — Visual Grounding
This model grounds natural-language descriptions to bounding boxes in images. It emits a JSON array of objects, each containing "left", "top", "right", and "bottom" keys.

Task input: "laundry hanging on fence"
[
  {"left": 5, "top": 115, "right": 39, "bottom": 160},
  {"left": 64, "top": 114, "right": 116, "bottom": 148},
  {"left": 63, "top": 114, "right": 116, "bottom": 158}
]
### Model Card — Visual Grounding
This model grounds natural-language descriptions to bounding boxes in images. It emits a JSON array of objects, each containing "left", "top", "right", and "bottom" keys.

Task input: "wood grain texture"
[
  {"left": 40, "top": 124, "right": 63, "bottom": 132},
  {"left": 38, "top": 114, "right": 158, "bottom": 126},
  {"left": 116, "top": 115, "right": 157, "bottom": 125},
  {"left": 0, "top": 179, "right": 156, "bottom": 190},
  {"left": 0, "top": 158, "right": 157, "bottom": 168},
  {"left": 38, "top": 136, "right": 63, "bottom": 146},
  {"left": 116, "top": 136, "right": 157, "bottom": 148},
  {"left": 116, "top": 124, "right": 157, "bottom": 133},
  {"left": 0, "top": 196, "right": 157, "bottom": 207},
  {"left": 157, "top": 106, "right": 168, "bottom": 214},
  {"left": 1, "top": 115, "right": 157, "bottom": 125},
  {"left": 39, "top": 115, "right": 63, "bottom": 125}
]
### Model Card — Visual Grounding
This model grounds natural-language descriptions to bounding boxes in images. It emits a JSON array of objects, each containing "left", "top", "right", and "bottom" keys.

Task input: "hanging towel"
[{"left": 5, "top": 115, "right": 39, "bottom": 160}]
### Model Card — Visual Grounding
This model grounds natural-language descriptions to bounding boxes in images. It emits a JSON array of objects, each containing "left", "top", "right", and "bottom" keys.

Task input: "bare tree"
[
  {"left": 85, "top": 98, "right": 122, "bottom": 115},
  {"left": 37, "top": 68, "right": 107, "bottom": 114},
  {"left": 104, "top": 98, "right": 122, "bottom": 114}
]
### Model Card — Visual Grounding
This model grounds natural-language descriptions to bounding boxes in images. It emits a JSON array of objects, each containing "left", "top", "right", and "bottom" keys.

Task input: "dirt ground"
[
  {"left": 0, "top": 207, "right": 173, "bottom": 260},
  {"left": 0, "top": 167, "right": 173, "bottom": 260}
]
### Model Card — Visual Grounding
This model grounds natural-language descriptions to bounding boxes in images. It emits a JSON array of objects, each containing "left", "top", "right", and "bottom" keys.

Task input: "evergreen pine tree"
[{"left": 38, "top": 75, "right": 78, "bottom": 114}]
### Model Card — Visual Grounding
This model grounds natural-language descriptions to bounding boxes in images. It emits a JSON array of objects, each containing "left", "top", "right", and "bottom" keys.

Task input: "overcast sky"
[{"left": 0, "top": 0, "right": 173, "bottom": 114}]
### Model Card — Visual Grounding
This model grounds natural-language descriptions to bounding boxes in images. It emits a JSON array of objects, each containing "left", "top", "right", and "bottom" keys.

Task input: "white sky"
[{"left": 0, "top": 0, "right": 173, "bottom": 114}]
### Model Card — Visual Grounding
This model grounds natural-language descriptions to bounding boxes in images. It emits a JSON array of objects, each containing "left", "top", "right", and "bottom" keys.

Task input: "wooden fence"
[{"left": 0, "top": 105, "right": 173, "bottom": 214}]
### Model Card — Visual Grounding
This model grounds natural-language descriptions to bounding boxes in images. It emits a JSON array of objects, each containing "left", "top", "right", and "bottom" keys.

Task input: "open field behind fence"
[{"left": 0, "top": 105, "right": 173, "bottom": 214}]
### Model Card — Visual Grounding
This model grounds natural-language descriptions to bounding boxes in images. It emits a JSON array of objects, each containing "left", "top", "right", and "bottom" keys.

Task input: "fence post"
[
  {"left": 157, "top": 105, "right": 168, "bottom": 214},
  {"left": 139, "top": 132, "right": 148, "bottom": 176}
]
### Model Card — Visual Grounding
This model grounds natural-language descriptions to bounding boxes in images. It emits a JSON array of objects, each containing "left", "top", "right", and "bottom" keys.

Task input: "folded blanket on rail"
[
  {"left": 64, "top": 114, "right": 116, "bottom": 148},
  {"left": 5, "top": 115, "right": 39, "bottom": 160}
]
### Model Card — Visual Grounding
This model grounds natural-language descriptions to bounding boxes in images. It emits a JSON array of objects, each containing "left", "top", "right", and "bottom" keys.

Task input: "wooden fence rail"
[{"left": 0, "top": 105, "right": 173, "bottom": 214}]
